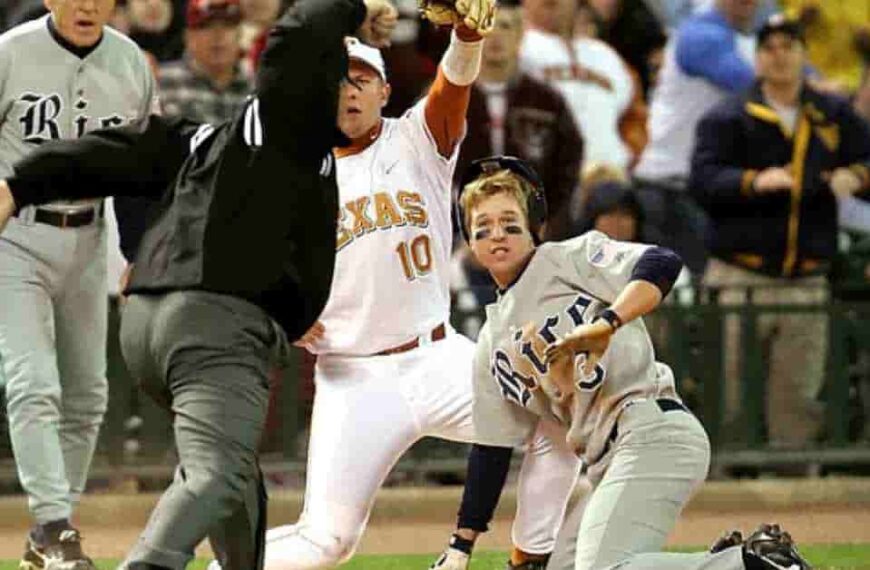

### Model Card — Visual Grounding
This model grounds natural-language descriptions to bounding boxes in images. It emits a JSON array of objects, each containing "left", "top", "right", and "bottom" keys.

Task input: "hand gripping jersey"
[
  {"left": 472, "top": 231, "right": 681, "bottom": 463},
  {"left": 311, "top": 99, "right": 460, "bottom": 356}
]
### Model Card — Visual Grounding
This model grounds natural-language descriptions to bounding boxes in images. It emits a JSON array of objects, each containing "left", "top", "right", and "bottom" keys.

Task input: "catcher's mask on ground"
[
  {"left": 457, "top": 155, "right": 547, "bottom": 243},
  {"left": 339, "top": 38, "right": 391, "bottom": 139}
]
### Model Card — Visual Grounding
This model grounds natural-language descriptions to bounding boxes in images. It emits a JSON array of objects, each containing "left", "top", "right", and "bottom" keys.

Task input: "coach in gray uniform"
[{"left": 0, "top": 1, "right": 156, "bottom": 568}]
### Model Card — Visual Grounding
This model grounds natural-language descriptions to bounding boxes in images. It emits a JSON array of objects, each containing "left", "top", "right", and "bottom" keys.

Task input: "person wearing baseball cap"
[
  {"left": 187, "top": 0, "right": 243, "bottom": 28},
  {"left": 756, "top": 13, "right": 804, "bottom": 48},
  {"left": 692, "top": 13, "right": 870, "bottom": 450},
  {"left": 157, "top": 0, "right": 252, "bottom": 125},
  {"left": 226, "top": 4, "right": 580, "bottom": 570}
]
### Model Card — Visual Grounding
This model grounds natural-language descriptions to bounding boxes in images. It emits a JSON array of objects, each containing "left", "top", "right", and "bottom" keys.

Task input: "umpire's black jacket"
[
  {"left": 690, "top": 81, "right": 870, "bottom": 278},
  {"left": 7, "top": 0, "right": 366, "bottom": 341}
]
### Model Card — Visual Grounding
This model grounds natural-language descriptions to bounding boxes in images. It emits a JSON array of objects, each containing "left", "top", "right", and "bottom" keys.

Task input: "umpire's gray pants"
[
  {"left": 119, "top": 291, "right": 286, "bottom": 570},
  {"left": 0, "top": 215, "right": 108, "bottom": 524},
  {"left": 547, "top": 399, "right": 747, "bottom": 570}
]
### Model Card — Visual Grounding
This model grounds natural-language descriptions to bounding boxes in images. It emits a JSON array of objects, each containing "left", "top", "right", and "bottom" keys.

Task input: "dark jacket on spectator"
[
  {"left": 457, "top": 74, "right": 583, "bottom": 240},
  {"left": 690, "top": 81, "right": 870, "bottom": 278}
]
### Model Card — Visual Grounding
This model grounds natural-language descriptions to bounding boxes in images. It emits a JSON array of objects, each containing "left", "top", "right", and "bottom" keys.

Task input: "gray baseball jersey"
[
  {"left": 472, "top": 230, "right": 680, "bottom": 464},
  {"left": 0, "top": 15, "right": 157, "bottom": 527},
  {"left": 0, "top": 16, "right": 157, "bottom": 209}
]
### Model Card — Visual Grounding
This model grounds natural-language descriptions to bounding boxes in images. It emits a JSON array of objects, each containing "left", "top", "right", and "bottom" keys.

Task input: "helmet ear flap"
[
  {"left": 456, "top": 156, "right": 547, "bottom": 243},
  {"left": 455, "top": 196, "right": 471, "bottom": 243}
]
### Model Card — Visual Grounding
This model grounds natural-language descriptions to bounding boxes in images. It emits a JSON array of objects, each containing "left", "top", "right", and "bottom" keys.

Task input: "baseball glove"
[
  {"left": 418, "top": 0, "right": 496, "bottom": 35},
  {"left": 513, "top": 322, "right": 573, "bottom": 408}
]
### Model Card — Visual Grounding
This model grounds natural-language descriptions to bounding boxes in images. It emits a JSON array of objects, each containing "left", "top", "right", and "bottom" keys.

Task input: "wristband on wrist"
[
  {"left": 449, "top": 533, "right": 475, "bottom": 554},
  {"left": 441, "top": 30, "right": 483, "bottom": 86},
  {"left": 597, "top": 308, "right": 623, "bottom": 331}
]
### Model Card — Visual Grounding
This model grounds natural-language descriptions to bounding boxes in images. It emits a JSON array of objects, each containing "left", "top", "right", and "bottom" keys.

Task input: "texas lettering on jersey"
[
  {"left": 17, "top": 92, "right": 130, "bottom": 144},
  {"left": 336, "top": 190, "right": 430, "bottom": 250},
  {"left": 491, "top": 293, "right": 608, "bottom": 409}
]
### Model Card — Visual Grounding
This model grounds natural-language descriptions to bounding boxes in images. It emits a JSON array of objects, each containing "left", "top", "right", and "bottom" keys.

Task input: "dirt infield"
[{"left": 1, "top": 478, "right": 869, "bottom": 559}]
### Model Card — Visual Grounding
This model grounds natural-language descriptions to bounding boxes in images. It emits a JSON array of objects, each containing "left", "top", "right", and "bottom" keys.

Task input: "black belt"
[
  {"left": 593, "top": 398, "right": 688, "bottom": 464},
  {"left": 656, "top": 399, "right": 687, "bottom": 413},
  {"left": 22, "top": 207, "right": 103, "bottom": 228}
]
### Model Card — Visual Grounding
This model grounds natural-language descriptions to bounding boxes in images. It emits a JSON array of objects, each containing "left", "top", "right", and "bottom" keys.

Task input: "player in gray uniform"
[
  {"left": 456, "top": 156, "right": 813, "bottom": 570},
  {"left": 0, "top": 1, "right": 157, "bottom": 568}
]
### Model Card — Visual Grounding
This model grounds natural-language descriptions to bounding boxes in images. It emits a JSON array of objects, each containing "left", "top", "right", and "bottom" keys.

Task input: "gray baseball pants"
[
  {"left": 547, "top": 399, "right": 747, "bottom": 570},
  {"left": 119, "top": 290, "right": 287, "bottom": 570},
  {"left": 0, "top": 213, "right": 108, "bottom": 524}
]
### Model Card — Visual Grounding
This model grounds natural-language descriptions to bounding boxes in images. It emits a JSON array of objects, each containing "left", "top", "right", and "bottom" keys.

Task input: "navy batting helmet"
[{"left": 456, "top": 155, "right": 548, "bottom": 243}]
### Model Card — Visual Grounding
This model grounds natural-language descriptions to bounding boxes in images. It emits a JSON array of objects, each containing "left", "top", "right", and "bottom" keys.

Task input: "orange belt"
[{"left": 375, "top": 323, "right": 447, "bottom": 356}]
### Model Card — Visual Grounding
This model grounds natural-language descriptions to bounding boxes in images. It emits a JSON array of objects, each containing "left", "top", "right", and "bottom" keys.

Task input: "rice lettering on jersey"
[{"left": 490, "top": 292, "right": 608, "bottom": 409}]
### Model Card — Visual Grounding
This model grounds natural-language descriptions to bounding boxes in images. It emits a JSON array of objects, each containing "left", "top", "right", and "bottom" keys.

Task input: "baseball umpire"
[
  {"left": 0, "top": 0, "right": 397, "bottom": 568},
  {"left": 0, "top": 0, "right": 157, "bottom": 567}
]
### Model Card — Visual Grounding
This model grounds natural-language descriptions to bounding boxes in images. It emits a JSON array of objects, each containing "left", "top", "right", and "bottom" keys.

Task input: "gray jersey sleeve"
[
  {"left": 560, "top": 230, "right": 652, "bottom": 303},
  {"left": 472, "top": 322, "right": 539, "bottom": 448},
  {"left": 137, "top": 51, "right": 160, "bottom": 123}
]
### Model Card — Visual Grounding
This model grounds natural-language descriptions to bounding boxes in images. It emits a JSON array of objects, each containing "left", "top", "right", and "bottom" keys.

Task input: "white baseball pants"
[{"left": 262, "top": 332, "right": 581, "bottom": 569}]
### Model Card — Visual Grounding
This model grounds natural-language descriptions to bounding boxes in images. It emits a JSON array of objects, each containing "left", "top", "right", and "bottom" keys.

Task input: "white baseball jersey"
[
  {"left": 472, "top": 231, "right": 680, "bottom": 464},
  {"left": 0, "top": 16, "right": 158, "bottom": 210},
  {"left": 311, "top": 99, "right": 461, "bottom": 355},
  {"left": 519, "top": 30, "right": 634, "bottom": 169}
]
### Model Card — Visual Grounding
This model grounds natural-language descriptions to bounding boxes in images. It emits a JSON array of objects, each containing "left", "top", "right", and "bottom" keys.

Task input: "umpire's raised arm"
[
  {"left": 256, "top": 0, "right": 396, "bottom": 153},
  {"left": 0, "top": 115, "right": 200, "bottom": 234}
]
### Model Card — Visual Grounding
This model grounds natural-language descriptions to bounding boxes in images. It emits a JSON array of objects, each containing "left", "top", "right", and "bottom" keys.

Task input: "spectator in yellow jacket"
[{"left": 782, "top": 0, "right": 870, "bottom": 93}]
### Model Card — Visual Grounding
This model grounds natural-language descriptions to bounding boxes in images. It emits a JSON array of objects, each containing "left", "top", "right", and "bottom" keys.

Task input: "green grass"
[{"left": 2, "top": 545, "right": 868, "bottom": 569}]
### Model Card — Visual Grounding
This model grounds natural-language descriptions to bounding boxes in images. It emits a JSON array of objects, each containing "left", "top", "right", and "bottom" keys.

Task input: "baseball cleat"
[
  {"left": 428, "top": 547, "right": 470, "bottom": 570},
  {"left": 710, "top": 529, "right": 744, "bottom": 553},
  {"left": 19, "top": 527, "right": 96, "bottom": 570},
  {"left": 743, "top": 523, "right": 812, "bottom": 570}
]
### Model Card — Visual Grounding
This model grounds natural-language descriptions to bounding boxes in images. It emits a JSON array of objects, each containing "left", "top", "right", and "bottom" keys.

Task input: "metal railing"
[{"left": 0, "top": 285, "right": 869, "bottom": 487}]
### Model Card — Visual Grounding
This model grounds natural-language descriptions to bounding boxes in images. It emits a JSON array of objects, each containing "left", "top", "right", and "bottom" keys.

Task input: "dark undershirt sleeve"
[{"left": 629, "top": 246, "right": 683, "bottom": 298}]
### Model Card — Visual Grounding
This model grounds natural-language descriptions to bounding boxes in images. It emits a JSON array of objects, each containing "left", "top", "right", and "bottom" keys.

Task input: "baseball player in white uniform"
[
  {"left": 455, "top": 156, "right": 814, "bottom": 570},
  {"left": 0, "top": 1, "right": 157, "bottom": 568},
  {"left": 209, "top": 9, "right": 581, "bottom": 570}
]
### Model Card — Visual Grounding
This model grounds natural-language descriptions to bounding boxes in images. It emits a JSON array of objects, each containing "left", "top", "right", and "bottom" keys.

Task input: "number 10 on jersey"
[{"left": 396, "top": 234, "right": 433, "bottom": 281}]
